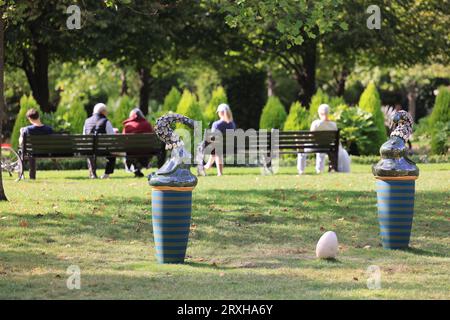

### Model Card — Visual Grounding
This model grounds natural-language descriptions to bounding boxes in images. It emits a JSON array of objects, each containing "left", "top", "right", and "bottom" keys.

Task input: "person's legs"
[
  {"left": 87, "top": 157, "right": 97, "bottom": 178},
  {"left": 215, "top": 155, "right": 224, "bottom": 176},
  {"left": 204, "top": 155, "right": 215, "bottom": 170},
  {"left": 104, "top": 157, "right": 116, "bottom": 175},
  {"left": 297, "top": 153, "right": 307, "bottom": 174},
  {"left": 134, "top": 157, "right": 149, "bottom": 177},
  {"left": 316, "top": 153, "right": 326, "bottom": 173}
]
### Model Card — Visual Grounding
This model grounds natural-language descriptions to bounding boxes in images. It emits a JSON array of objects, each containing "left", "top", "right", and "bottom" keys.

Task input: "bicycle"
[{"left": 1, "top": 144, "right": 24, "bottom": 180}]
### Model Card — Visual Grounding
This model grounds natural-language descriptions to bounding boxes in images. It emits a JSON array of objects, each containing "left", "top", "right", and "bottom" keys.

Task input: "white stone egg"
[{"left": 316, "top": 231, "right": 339, "bottom": 259}]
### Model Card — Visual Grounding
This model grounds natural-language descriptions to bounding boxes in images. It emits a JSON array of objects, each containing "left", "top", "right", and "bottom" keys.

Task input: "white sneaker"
[{"left": 100, "top": 174, "right": 110, "bottom": 179}]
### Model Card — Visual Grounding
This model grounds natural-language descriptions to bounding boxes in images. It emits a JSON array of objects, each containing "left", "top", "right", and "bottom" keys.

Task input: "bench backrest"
[
  {"left": 274, "top": 130, "right": 339, "bottom": 154},
  {"left": 23, "top": 133, "right": 164, "bottom": 158},
  {"left": 205, "top": 130, "right": 339, "bottom": 154}
]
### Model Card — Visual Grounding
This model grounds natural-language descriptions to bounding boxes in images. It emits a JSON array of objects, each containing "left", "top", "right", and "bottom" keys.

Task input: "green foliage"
[
  {"left": 176, "top": 89, "right": 205, "bottom": 126},
  {"left": 162, "top": 87, "right": 182, "bottom": 112},
  {"left": 194, "top": 69, "right": 221, "bottom": 108},
  {"left": 358, "top": 83, "right": 387, "bottom": 154},
  {"left": 429, "top": 87, "right": 450, "bottom": 154},
  {"left": 283, "top": 102, "right": 310, "bottom": 131},
  {"left": 11, "top": 95, "right": 40, "bottom": 149},
  {"left": 309, "top": 89, "right": 330, "bottom": 119},
  {"left": 112, "top": 95, "right": 137, "bottom": 131},
  {"left": 54, "top": 100, "right": 88, "bottom": 134},
  {"left": 430, "top": 86, "right": 450, "bottom": 126},
  {"left": 333, "top": 104, "right": 378, "bottom": 155},
  {"left": 204, "top": 86, "right": 228, "bottom": 127},
  {"left": 259, "top": 96, "right": 287, "bottom": 130},
  {"left": 431, "top": 121, "right": 449, "bottom": 155},
  {"left": 413, "top": 116, "right": 432, "bottom": 139}
]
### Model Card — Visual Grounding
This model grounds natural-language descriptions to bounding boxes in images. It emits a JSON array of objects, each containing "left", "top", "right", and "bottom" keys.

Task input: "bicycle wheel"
[{"left": 1, "top": 145, "right": 23, "bottom": 179}]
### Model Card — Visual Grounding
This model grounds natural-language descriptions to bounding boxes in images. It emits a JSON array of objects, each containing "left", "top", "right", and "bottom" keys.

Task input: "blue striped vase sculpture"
[
  {"left": 148, "top": 114, "right": 198, "bottom": 263},
  {"left": 375, "top": 178, "right": 416, "bottom": 249},
  {"left": 151, "top": 187, "right": 194, "bottom": 263},
  {"left": 372, "top": 111, "right": 419, "bottom": 249}
]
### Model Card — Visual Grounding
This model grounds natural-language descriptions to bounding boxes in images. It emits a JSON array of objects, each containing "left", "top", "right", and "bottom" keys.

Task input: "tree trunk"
[
  {"left": 138, "top": 66, "right": 151, "bottom": 115},
  {"left": 267, "top": 68, "right": 275, "bottom": 97},
  {"left": 335, "top": 67, "right": 349, "bottom": 97},
  {"left": 0, "top": 12, "right": 8, "bottom": 201},
  {"left": 21, "top": 43, "right": 53, "bottom": 113},
  {"left": 295, "top": 41, "right": 317, "bottom": 108},
  {"left": 120, "top": 68, "right": 128, "bottom": 96},
  {"left": 407, "top": 86, "right": 417, "bottom": 123}
]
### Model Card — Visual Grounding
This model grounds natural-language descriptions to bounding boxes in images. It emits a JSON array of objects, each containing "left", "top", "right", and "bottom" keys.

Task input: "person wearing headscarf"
[{"left": 122, "top": 108, "right": 154, "bottom": 177}]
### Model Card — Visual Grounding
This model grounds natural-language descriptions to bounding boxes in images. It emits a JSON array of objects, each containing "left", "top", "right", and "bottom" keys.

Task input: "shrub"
[
  {"left": 162, "top": 87, "right": 181, "bottom": 112},
  {"left": 283, "top": 102, "right": 310, "bottom": 131},
  {"left": 175, "top": 90, "right": 205, "bottom": 152},
  {"left": 358, "top": 83, "right": 387, "bottom": 154},
  {"left": 333, "top": 104, "right": 379, "bottom": 155},
  {"left": 259, "top": 96, "right": 287, "bottom": 129},
  {"left": 11, "top": 95, "right": 40, "bottom": 149},
  {"left": 55, "top": 99, "right": 88, "bottom": 133},
  {"left": 431, "top": 121, "right": 450, "bottom": 155},
  {"left": 430, "top": 87, "right": 450, "bottom": 154},
  {"left": 430, "top": 86, "right": 450, "bottom": 125},
  {"left": 176, "top": 89, "right": 205, "bottom": 127},
  {"left": 112, "top": 95, "right": 137, "bottom": 130},
  {"left": 329, "top": 96, "right": 346, "bottom": 109},
  {"left": 204, "top": 86, "right": 228, "bottom": 127}
]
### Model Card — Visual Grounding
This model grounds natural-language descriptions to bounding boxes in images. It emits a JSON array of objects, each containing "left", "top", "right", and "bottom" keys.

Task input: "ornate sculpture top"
[
  {"left": 149, "top": 113, "right": 198, "bottom": 188},
  {"left": 390, "top": 110, "right": 413, "bottom": 142},
  {"left": 154, "top": 113, "right": 195, "bottom": 150},
  {"left": 372, "top": 110, "right": 419, "bottom": 177}
]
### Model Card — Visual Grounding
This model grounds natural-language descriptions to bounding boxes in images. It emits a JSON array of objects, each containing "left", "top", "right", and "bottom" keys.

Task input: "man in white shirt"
[{"left": 298, "top": 104, "right": 338, "bottom": 174}]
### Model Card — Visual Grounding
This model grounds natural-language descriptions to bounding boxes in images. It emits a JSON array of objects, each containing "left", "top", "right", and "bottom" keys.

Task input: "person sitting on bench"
[
  {"left": 19, "top": 108, "right": 54, "bottom": 146},
  {"left": 83, "top": 103, "right": 116, "bottom": 179},
  {"left": 122, "top": 108, "right": 154, "bottom": 178},
  {"left": 18, "top": 109, "right": 54, "bottom": 180},
  {"left": 204, "top": 103, "right": 236, "bottom": 177},
  {"left": 297, "top": 104, "right": 336, "bottom": 175}
]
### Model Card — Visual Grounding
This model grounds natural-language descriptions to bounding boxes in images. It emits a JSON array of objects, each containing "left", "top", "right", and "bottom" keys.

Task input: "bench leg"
[
  {"left": 328, "top": 152, "right": 338, "bottom": 172},
  {"left": 29, "top": 158, "right": 36, "bottom": 180}
]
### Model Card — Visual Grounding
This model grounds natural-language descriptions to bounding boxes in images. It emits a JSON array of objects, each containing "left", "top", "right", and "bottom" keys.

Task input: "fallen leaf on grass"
[{"left": 19, "top": 220, "right": 28, "bottom": 228}]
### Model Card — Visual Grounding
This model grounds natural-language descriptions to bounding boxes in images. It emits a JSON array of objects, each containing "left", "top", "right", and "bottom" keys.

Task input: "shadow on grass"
[{"left": 2, "top": 188, "right": 448, "bottom": 262}]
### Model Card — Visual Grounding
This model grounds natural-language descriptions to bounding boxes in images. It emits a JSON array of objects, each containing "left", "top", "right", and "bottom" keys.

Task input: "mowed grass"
[{"left": 0, "top": 163, "right": 448, "bottom": 299}]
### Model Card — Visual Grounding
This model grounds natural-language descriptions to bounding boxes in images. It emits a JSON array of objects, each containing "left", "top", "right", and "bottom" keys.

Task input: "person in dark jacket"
[
  {"left": 19, "top": 109, "right": 54, "bottom": 179},
  {"left": 19, "top": 108, "right": 54, "bottom": 145},
  {"left": 83, "top": 103, "right": 116, "bottom": 179},
  {"left": 122, "top": 108, "right": 154, "bottom": 177}
]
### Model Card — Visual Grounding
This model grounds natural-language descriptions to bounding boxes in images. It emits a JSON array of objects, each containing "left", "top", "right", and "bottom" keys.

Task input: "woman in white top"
[{"left": 297, "top": 104, "right": 350, "bottom": 174}]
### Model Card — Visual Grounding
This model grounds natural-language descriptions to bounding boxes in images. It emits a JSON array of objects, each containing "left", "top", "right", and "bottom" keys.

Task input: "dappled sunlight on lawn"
[{"left": 0, "top": 164, "right": 448, "bottom": 299}]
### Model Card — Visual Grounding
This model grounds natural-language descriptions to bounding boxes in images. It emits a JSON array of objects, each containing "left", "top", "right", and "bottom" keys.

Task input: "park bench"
[
  {"left": 204, "top": 129, "right": 339, "bottom": 172},
  {"left": 20, "top": 133, "right": 166, "bottom": 179}
]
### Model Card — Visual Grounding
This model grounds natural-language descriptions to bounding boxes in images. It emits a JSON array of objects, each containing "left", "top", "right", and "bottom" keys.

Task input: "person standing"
[
  {"left": 122, "top": 108, "right": 154, "bottom": 177},
  {"left": 83, "top": 103, "right": 116, "bottom": 179},
  {"left": 204, "top": 103, "right": 236, "bottom": 176}
]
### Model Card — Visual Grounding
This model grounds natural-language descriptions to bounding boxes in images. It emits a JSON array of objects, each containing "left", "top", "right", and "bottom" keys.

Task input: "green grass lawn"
[{"left": 0, "top": 164, "right": 449, "bottom": 299}]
